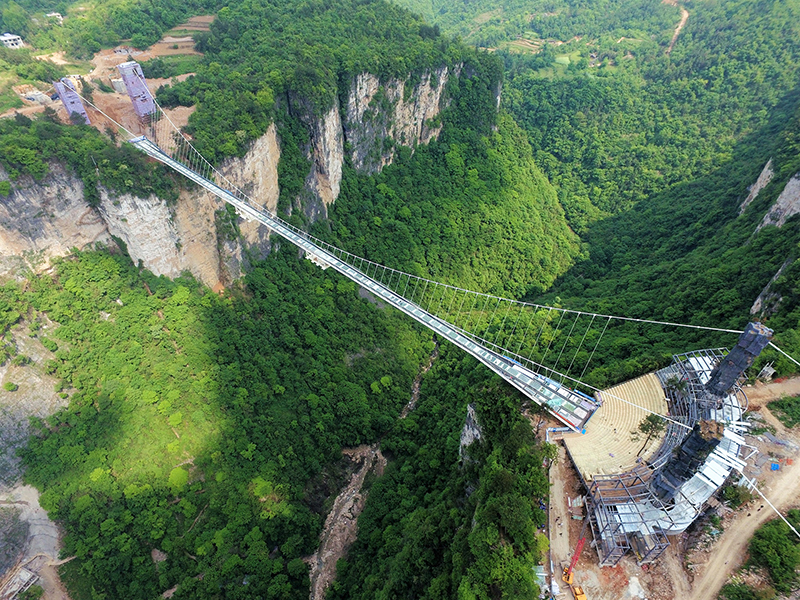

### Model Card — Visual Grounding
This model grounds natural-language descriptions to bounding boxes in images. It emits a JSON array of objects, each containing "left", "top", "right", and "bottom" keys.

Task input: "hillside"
[{"left": 388, "top": 0, "right": 800, "bottom": 377}]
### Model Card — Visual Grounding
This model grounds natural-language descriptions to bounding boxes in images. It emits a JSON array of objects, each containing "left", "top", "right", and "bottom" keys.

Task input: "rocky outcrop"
[
  {"left": 0, "top": 164, "right": 110, "bottom": 278},
  {"left": 0, "top": 123, "right": 281, "bottom": 287},
  {"left": 97, "top": 191, "right": 183, "bottom": 277},
  {"left": 180, "top": 123, "right": 282, "bottom": 284},
  {"left": 345, "top": 66, "right": 454, "bottom": 174},
  {"left": 750, "top": 258, "right": 791, "bottom": 316},
  {"left": 216, "top": 124, "right": 281, "bottom": 217},
  {"left": 740, "top": 159, "right": 773, "bottom": 215},
  {"left": 757, "top": 173, "right": 800, "bottom": 231},
  {"left": 306, "top": 106, "right": 344, "bottom": 212},
  {"left": 459, "top": 403, "right": 483, "bottom": 460},
  {"left": 298, "top": 65, "right": 458, "bottom": 211},
  {"left": 1, "top": 63, "right": 461, "bottom": 282}
]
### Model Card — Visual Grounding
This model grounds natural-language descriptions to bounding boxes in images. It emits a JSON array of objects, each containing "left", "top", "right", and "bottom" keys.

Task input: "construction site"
[{"left": 545, "top": 322, "right": 798, "bottom": 600}]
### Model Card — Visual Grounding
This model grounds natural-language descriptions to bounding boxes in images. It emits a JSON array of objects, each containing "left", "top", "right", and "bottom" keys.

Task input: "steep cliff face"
[
  {"left": 96, "top": 191, "right": 183, "bottom": 278},
  {"left": 2, "top": 64, "right": 459, "bottom": 282},
  {"left": 345, "top": 65, "right": 455, "bottom": 174},
  {"left": 0, "top": 164, "right": 110, "bottom": 278},
  {"left": 301, "top": 65, "right": 458, "bottom": 211},
  {"left": 459, "top": 403, "right": 483, "bottom": 461},
  {"left": 184, "top": 123, "right": 282, "bottom": 285},
  {"left": 740, "top": 159, "right": 773, "bottom": 215},
  {"left": 0, "top": 124, "right": 281, "bottom": 287},
  {"left": 306, "top": 106, "right": 344, "bottom": 212},
  {"left": 757, "top": 172, "right": 800, "bottom": 231},
  {"left": 750, "top": 258, "right": 791, "bottom": 316}
]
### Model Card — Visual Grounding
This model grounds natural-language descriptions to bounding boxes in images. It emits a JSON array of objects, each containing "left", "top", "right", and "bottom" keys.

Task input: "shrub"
[{"left": 40, "top": 338, "right": 58, "bottom": 352}]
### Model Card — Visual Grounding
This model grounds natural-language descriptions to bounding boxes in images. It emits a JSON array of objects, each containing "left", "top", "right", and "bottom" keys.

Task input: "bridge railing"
[{"left": 130, "top": 135, "right": 599, "bottom": 432}]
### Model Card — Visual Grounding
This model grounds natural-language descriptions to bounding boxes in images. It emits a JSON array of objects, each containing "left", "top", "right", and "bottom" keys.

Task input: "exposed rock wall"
[
  {"left": 0, "top": 123, "right": 281, "bottom": 287},
  {"left": 345, "top": 65, "right": 454, "bottom": 174},
  {"left": 740, "top": 159, "right": 773, "bottom": 215},
  {"left": 757, "top": 173, "right": 800, "bottom": 231},
  {"left": 459, "top": 403, "right": 483, "bottom": 460},
  {"left": 306, "top": 106, "right": 344, "bottom": 211},
  {"left": 0, "top": 164, "right": 110, "bottom": 278},
  {"left": 299, "top": 64, "right": 458, "bottom": 211},
  {"left": 2, "top": 64, "right": 461, "bottom": 282},
  {"left": 96, "top": 191, "right": 183, "bottom": 278},
  {"left": 181, "top": 123, "right": 282, "bottom": 284},
  {"left": 750, "top": 258, "right": 791, "bottom": 316}
]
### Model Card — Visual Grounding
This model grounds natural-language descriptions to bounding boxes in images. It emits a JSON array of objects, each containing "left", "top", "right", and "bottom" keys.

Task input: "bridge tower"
[
  {"left": 117, "top": 61, "right": 155, "bottom": 120},
  {"left": 53, "top": 77, "right": 90, "bottom": 124},
  {"left": 705, "top": 322, "right": 773, "bottom": 397}
]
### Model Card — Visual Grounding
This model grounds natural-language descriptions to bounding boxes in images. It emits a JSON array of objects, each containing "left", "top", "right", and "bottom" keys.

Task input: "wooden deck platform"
[{"left": 563, "top": 373, "right": 669, "bottom": 482}]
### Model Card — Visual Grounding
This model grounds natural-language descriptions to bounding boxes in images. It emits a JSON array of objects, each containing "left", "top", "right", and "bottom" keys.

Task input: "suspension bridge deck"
[
  {"left": 129, "top": 135, "right": 601, "bottom": 432},
  {"left": 563, "top": 373, "right": 669, "bottom": 481}
]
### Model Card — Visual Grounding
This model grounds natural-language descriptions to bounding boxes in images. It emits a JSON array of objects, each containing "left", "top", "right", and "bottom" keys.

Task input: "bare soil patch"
[
  {"left": 35, "top": 52, "right": 70, "bottom": 66},
  {"left": 72, "top": 42, "right": 199, "bottom": 137},
  {"left": 745, "top": 377, "right": 800, "bottom": 407},
  {"left": 89, "top": 45, "right": 198, "bottom": 82},
  {"left": 0, "top": 104, "right": 47, "bottom": 119},
  {"left": 168, "top": 15, "right": 214, "bottom": 33},
  {"left": 147, "top": 39, "right": 202, "bottom": 59}
]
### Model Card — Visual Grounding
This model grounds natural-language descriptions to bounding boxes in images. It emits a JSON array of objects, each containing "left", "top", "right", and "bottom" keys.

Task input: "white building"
[
  {"left": 45, "top": 12, "right": 64, "bottom": 25},
  {"left": 1, "top": 33, "right": 23, "bottom": 49}
]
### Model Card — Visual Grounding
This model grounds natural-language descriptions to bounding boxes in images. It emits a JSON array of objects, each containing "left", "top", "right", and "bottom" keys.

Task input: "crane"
[{"left": 562, "top": 518, "right": 589, "bottom": 600}]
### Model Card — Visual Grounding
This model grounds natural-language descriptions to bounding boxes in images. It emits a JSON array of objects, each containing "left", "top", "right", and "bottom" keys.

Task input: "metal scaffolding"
[
  {"left": 587, "top": 343, "right": 753, "bottom": 567},
  {"left": 587, "top": 465, "right": 673, "bottom": 566}
]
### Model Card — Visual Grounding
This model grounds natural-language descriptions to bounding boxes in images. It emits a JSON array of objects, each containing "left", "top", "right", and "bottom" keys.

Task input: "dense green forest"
[
  {"left": 156, "top": 0, "right": 461, "bottom": 159},
  {"left": 392, "top": 0, "right": 800, "bottom": 230},
  {"left": 390, "top": 0, "right": 800, "bottom": 378},
  {"left": 5, "top": 248, "right": 431, "bottom": 599},
  {"left": 505, "top": 0, "right": 800, "bottom": 229},
  {"left": 329, "top": 350, "right": 552, "bottom": 600},
  {"left": 323, "top": 112, "right": 578, "bottom": 299}
]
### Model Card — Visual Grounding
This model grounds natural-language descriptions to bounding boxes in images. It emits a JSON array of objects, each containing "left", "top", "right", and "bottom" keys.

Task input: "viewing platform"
[{"left": 563, "top": 373, "right": 669, "bottom": 482}]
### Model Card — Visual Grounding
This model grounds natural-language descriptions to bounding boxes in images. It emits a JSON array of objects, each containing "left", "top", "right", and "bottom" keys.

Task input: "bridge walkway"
[{"left": 131, "top": 136, "right": 598, "bottom": 432}]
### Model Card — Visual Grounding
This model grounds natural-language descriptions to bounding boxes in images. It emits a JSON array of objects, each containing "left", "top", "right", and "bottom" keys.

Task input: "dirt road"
[
  {"left": 666, "top": 5, "right": 689, "bottom": 54},
  {"left": 690, "top": 453, "right": 800, "bottom": 600},
  {"left": 745, "top": 378, "right": 800, "bottom": 407},
  {"left": 548, "top": 446, "right": 572, "bottom": 568}
]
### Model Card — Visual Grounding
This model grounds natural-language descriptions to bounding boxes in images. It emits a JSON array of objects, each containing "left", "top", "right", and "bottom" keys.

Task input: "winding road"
[{"left": 666, "top": 5, "right": 689, "bottom": 55}]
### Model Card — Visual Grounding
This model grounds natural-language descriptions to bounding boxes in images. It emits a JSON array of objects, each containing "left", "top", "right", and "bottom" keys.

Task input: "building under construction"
[
  {"left": 563, "top": 323, "right": 772, "bottom": 566},
  {"left": 53, "top": 77, "right": 90, "bottom": 125},
  {"left": 117, "top": 61, "right": 155, "bottom": 120}
]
